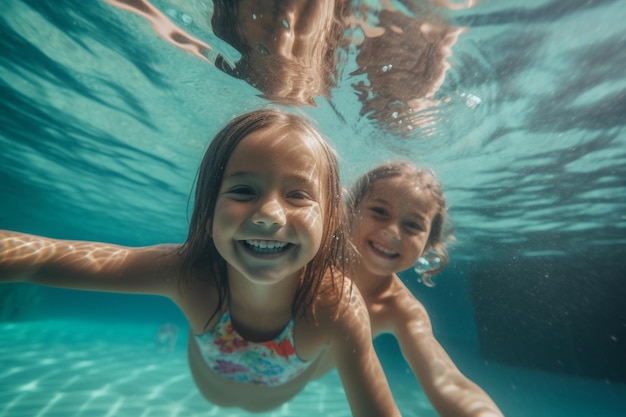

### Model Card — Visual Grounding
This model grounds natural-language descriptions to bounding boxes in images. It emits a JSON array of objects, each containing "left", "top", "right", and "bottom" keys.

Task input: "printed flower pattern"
[{"left": 195, "top": 311, "right": 308, "bottom": 386}]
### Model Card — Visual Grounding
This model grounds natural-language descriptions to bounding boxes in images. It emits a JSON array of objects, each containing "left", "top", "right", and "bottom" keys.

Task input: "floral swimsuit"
[{"left": 194, "top": 310, "right": 312, "bottom": 387}]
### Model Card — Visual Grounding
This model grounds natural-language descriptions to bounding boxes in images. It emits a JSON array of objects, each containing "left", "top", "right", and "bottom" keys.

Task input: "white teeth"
[
  {"left": 244, "top": 240, "right": 289, "bottom": 254},
  {"left": 246, "top": 240, "right": 288, "bottom": 249},
  {"left": 372, "top": 242, "right": 396, "bottom": 256}
]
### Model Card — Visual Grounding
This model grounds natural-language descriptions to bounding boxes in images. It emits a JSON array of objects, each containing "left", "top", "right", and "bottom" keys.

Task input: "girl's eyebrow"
[
  {"left": 223, "top": 170, "right": 252, "bottom": 180},
  {"left": 407, "top": 211, "right": 430, "bottom": 223},
  {"left": 224, "top": 170, "right": 318, "bottom": 186},
  {"left": 288, "top": 173, "right": 318, "bottom": 185},
  {"left": 370, "top": 197, "right": 391, "bottom": 206}
]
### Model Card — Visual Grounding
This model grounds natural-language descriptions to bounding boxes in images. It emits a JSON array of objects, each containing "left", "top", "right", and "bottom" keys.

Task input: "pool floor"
[{"left": 0, "top": 320, "right": 624, "bottom": 417}]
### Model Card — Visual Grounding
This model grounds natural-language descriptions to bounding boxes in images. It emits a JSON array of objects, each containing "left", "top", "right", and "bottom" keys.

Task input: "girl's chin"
[{"left": 362, "top": 258, "right": 396, "bottom": 277}]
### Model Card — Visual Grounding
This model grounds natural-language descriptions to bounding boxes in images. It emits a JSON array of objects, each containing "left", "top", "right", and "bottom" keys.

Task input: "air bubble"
[
  {"left": 460, "top": 93, "right": 481, "bottom": 109},
  {"left": 414, "top": 257, "right": 430, "bottom": 275},
  {"left": 414, "top": 256, "right": 442, "bottom": 275}
]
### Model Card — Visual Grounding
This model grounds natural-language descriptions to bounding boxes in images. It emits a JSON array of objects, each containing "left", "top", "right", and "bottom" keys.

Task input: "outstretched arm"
[
  {"left": 0, "top": 230, "right": 181, "bottom": 297},
  {"left": 395, "top": 297, "right": 504, "bottom": 417},
  {"left": 329, "top": 287, "right": 401, "bottom": 417}
]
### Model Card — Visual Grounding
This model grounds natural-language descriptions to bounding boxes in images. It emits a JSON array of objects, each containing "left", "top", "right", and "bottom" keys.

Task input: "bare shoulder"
[
  {"left": 174, "top": 266, "right": 222, "bottom": 333},
  {"left": 391, "top": 276, "right": 430, "bottom": 319},
  {"left": 314, "top": 276, "right": 371, "bottom": 338},
  {"left": 388, "top": 276, "right": 434, "bottom": 339},
  {"left": 81, "top": 243, "right": 220, "bottom": 332}
]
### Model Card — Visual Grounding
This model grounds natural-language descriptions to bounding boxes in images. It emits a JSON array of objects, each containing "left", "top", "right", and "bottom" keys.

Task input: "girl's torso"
[
  {"left": 187, "top": 328, "right": 325, "bottom": 412},
  {"left": 193, "top": 308, "right": 311, "bottom": 386},
  {"left": 173, "top": 272, "right": 334, "bottom": 411}
]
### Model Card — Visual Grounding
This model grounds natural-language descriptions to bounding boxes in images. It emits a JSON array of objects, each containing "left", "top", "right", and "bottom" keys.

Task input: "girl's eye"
[
  {"left": 287, "top": 190, "right": 313, "bottom": 201},
  {"left": 370, "top": 207, "right": 387, "bottom": 217},
  {"left": 227, "top": 186, "right": 255, "bottom": 199},
  {"left": 404, "top": 222, "right": 424, "bottom": 233}
]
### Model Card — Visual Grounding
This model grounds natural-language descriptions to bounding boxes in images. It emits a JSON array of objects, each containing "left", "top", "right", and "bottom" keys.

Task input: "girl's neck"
[
  {"left": 226, "top": 265, "right": 300, "bottom": 340},
  {"left": 356, "top": 267, "right": 396, "bottom": 298}
]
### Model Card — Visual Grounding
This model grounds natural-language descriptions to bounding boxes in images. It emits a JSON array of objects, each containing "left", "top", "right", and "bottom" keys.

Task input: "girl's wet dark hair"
[
  {"left": 180, "top": 108, "right": 352, "bottom": 326},
  {"left": 348, "top": 161, "right": 453, "bottom": 285}
]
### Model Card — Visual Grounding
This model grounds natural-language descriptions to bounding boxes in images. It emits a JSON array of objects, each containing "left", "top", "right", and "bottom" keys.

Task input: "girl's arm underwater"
[
  {"left": 323, "top": 284, "right": 402, "bottom": 417},
  {"left": 394, "top": 295, "right": 504, "bottom": 417},
  {"left": 0, "top": 230, "right": 181, "bottom": 297}
]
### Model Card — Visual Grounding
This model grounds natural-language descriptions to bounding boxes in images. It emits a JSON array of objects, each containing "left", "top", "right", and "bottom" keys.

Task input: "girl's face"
[
  {"left": 352, "top": 176, "right": 439, "bottom": 277},
  {"left": 212, "top": 127, "right": 325, "bottom": 286}
]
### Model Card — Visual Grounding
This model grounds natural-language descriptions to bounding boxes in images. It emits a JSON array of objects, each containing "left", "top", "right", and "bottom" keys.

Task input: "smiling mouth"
[
  {"left": 370, "top": 241, "right": 398, "bottom": 258},
  {"left": 242, "top": 240, "right": 293, "bottom": 255}
]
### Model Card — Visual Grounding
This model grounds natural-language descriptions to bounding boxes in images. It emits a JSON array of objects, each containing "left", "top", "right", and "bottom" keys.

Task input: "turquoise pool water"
[{"left": 1, "top": 0, "right": 625, "bottom": 416}]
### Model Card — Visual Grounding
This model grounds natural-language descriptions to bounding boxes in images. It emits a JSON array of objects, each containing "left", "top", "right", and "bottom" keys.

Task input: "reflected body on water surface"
[
  {"left": 1, "top": 0, "right": 625, "bottom": 416},
  {"left": 105, "top": 0, "right": 461, "bottom": 124}
]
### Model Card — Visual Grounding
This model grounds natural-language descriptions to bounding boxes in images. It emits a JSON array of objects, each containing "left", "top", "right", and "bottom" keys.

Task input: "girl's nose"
[
  {"left": 252, "top": 197, "right": 286, "bottom": 227},
  {"left": 381, "top": 222, "right": 401, "bottom": 241}
]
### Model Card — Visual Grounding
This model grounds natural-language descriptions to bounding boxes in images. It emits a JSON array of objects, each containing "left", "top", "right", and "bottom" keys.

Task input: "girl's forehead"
[
  {"left": 366, "top": 177, "right": 439, "bottom": 219},
  {"left": 371, "top": 175, "right": 421, "bottom": 193},
  {"left": 228, "top": 127, "right": 329, "bottom": 184},
  {"left": 367, "top": 176, "right": 432, "bottom": 204},
  {"left": 242, "top": 127, "right": 325, "bottom": 160}
]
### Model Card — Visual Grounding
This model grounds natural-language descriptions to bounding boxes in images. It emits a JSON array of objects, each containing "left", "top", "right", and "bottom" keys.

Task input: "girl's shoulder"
[
  {"left": 310, "top": 274, "right": 368, "bottom": 332},
  {"left": 383, "top": 276, "right": 432, "bottom": 336},
  {"left": 294, "top": 275, "right": 370, "bottom": 358},
  {"left": 389, "top": 275, "right": 428, "bottom": 317},
  {"left": 176, "top": 292, "right": 221, "bottom": 333},
  {"left": 166, "top": 261, "right": 222, "bottom": 334},
  {"left": 359, "top": 275, "right": 429, "bottom": 336}
]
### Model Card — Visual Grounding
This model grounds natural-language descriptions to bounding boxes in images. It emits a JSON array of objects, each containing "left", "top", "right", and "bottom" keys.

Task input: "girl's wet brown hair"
[
  {"left": 180, "top": 108, "right": 351, "bottom": 325},
  {"left": 348, "top": 161, "right": 452, "bottom": 285}
]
